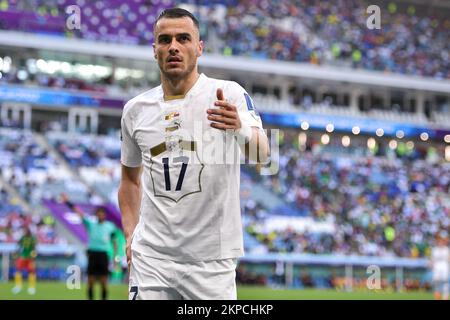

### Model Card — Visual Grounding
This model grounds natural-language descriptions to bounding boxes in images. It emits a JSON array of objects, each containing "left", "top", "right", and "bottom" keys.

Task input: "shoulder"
[
  {"left": 206, "top": 76, "right": 246, "bottom": 94},
  {"left": 221, "top": 80, "right": 255, "bottom": 110},
  {"left": 225, "top": 80, "right": 247, "bottom": 94},
  {"left": 207, "top": 77, "right": 248, "bottom": 104},
  {"left": 83, "top": 215, "right": 94, "bottom": 225},
  {"left": 122, "top": 86, "right": 162, "bottom": 119},
  {"left": 107, "top": 221, "right": 116, "bottom": 229}
]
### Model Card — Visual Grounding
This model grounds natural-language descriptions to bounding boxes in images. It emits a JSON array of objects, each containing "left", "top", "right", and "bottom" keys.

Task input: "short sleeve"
[
  {"left": 120, "top": 110, "right": 142, "bottom": 167},
  {"left": 109, "top": 223, "right": 117, "bottom": 238},
  {"left": 227, "top": 81, "right": 263, "bottom": 130},
  {"left": 82, "top": 216, "right": 91, "bottom": 230}
]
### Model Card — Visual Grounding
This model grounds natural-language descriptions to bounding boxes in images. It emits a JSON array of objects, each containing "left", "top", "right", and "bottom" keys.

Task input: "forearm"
[
  {"left": 240, "top": 127, "right": 270, "bottom": 164},
  {"left": 113, "top": 241, "right": 118, "bottom": 257},
  {"left": 118, "top": 181, "right": 141, "bottom": 240},
  {"left": 66, "top": 200, "right": 83, "bottom": 218}
]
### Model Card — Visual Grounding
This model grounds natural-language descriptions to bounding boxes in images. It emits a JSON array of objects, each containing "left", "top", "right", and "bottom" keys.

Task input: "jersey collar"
[{"left": 160, "top": 73, "right": 207, "bottom": 102}]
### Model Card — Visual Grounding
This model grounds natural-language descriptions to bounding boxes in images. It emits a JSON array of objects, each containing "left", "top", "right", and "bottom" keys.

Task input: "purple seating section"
[
  {"left": 43, "top": 199, "right": 122, "bottom": 244},
  {"left": 0, "top": 0, "right": 175, "bottom": 44}
]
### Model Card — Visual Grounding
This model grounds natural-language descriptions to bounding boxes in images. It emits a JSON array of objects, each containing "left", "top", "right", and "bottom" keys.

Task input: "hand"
[
  {"left": 113, "top": 256, "right": 119, "bottom": 270},
  {"left": 207, "top": 88, "right": 241, "bottom": 131},
  {"left": 126, "top": 237, "right": 132, "bottom": 271}
]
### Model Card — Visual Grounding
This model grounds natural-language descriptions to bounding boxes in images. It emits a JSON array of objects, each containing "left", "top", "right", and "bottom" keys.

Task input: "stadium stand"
[
  {"left": 244, "top": 130, "right": 449, "bottom": 258},
  {"left": 45, "top": 131, "right": 121, "bottom": 206},
  {"left": 0, "top": 185, "right": 65, "bottom": 244},
  {"left": 1, "top": 126, "right": 446, "bottom": 260},
  {"left": 0, "top": 127, "right": 93, "bottom": 206},
  {"left": 0, "top": 0, "right": 449, "bottom": 293},
  {"left": 0, "top": 0, "right": 449, "bottom": 78}
]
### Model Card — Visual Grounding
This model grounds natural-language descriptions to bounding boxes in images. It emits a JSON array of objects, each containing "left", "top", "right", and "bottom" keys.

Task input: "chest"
[{"left": 132, "top": 96, "right": 224, "bottom": 159}]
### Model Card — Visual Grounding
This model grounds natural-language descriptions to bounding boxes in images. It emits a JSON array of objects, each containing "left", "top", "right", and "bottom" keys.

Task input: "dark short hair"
[
  {"left": 154, "top": 7, "right": 200, "bottom": 31},
  {"left": 95, "top": 207, "right": 106, "bottom": 215}
]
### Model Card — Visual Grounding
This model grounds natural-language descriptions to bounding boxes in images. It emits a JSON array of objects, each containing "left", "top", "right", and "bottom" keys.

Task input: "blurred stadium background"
[{"left": 0, "top": 0, "right": 449, "bottom": 299}]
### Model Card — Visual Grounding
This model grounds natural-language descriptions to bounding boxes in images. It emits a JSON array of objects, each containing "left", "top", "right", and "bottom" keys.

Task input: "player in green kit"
[{"left": 12, "top": 226, "right": 37, "bottom": 295}]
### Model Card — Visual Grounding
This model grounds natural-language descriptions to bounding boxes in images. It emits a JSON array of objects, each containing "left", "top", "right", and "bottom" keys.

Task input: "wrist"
[
  {"left": 66, "top": 201, "right": 75, "bottom": 210},
  {"left": 234, "top": 122, "right": 253, "bottom": 144}
]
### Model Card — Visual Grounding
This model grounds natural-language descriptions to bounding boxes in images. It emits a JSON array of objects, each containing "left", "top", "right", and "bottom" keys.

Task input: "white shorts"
[{"left": 129, "top": 250, "right": 237, "bottom": 300}]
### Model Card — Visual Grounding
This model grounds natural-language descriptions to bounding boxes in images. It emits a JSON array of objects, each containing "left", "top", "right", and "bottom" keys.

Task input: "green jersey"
[
  {"left": 83, "top": 216, "right": 117, "bottom": 253},
  {"left": 19, "top": 234, "right": 37, "bottom": 259}
]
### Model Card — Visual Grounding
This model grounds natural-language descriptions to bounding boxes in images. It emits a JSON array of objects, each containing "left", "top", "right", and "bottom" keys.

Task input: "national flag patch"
[{"left": 165, "top": 111, "right": 180, "bottom": 121}]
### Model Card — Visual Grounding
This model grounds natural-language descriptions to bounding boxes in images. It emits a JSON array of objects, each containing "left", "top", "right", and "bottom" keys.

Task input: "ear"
[{"left": 197, "top": 40, "right": 204, "bottom": 57}]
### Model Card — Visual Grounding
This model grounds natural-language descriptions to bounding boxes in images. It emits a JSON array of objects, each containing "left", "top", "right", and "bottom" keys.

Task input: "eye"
[
  {"left": 159, "top": 36, "right": 171, "bottom": 44},
  {"left": 178, "top": 35, "right": 190, "bottom": 42}
]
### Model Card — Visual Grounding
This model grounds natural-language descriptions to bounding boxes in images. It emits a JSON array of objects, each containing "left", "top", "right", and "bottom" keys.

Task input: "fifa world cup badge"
[{"left": 165, "top": 133, "right": 182, "bottom": 154}]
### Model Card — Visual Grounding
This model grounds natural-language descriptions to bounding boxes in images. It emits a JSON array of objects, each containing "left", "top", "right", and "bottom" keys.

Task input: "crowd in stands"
[
  {"left": 0, "top": 0, "right": 449, "bottom": 79},
  {"left": 243, "top": 130, "right": 449, "bottom": 258},
  {"left": 0, "top": 0, "right": 171, "bottom": 45},
  {"left": 0, "top": 127, "right": 93, "bottom": 207},
  {"left": 0, "top": 187, "right": 64, "bottom": 244},
  {"left": 46, "top": 131, "right": 121, "bottom": 206},
  {"left": 193, "top": 0, "right": 450, "bottom": 79},
  {"left": 1, "top": 123, "right": 449, "bottom": 263},
  {"left": 0, "top": 211, "right": 63, "bottom": 244}
]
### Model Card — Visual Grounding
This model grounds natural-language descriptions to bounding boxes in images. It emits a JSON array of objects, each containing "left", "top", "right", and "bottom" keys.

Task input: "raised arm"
[{"left": 63, "top": 194, "right": 84, "bottom": 219}]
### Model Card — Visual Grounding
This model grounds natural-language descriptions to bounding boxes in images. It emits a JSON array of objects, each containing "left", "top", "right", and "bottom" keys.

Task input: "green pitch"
[{"left": 0, "top": 282, "right": 433, "bottom": 300}]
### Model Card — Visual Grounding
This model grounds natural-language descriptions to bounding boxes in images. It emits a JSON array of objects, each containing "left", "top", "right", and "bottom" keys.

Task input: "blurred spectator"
[
  {"left": 243, "top": 130, "right": 449, "bottom": 258},
  {"left": 0, "top": 0, "right": 448, "bottom": 79}
]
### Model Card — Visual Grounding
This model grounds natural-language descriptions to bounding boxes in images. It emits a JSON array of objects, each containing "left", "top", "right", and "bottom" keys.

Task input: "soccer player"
[
  {"left": 430, "top": 233, "right": 449, "bottom": 300},
  {"left": 12, "top": 225, "right": 37, "bottom": 295},
  {"left": 66, "top": 200, "right": 118, "bottom": 300},
  {"left": 118, "top": 8, "right": 269, "bottom": 300}
]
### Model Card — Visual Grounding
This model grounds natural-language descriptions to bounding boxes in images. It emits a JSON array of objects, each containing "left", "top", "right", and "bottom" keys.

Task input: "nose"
[{"left": 168, "top": 38, "right": 180, "bottom": 54}]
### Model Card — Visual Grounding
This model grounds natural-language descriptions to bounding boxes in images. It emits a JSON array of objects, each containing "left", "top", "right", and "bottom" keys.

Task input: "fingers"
[
  {"left": 210, "top": 122, "right": 236, "bottom": 131},
  {"left": 211, "top": 89, "right": 241, "bottom": 131},
  {"left": 216, "top": 88, "right": 225, "bottom": 101},
  {"left": 214, "top": 100, "right": 236, "bottom": 111},
  {"left": 207, "top": 108, "right": 237, "bottom": 119},
  {"left": 207, "top": 108, "right": 239, "bottom": 127},
  {"left": 208, "top": 114, "right": 237, "bottom": 125}
]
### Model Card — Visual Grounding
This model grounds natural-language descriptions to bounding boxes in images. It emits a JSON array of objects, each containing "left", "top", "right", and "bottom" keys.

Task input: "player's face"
[
  {"left": 96, "top": 210, "right": 106, "bottom": 222},
  {"left": 153, "top": 17, "right": 203, "bottom": 80}
]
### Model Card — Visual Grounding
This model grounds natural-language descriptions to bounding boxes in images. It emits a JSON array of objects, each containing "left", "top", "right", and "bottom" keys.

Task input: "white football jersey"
[
  {"left": 120, "top": 73, "right": 264, "bottom": 261},
  {"left": 432, "top": 246, "right": 449, "bottom": 280}
]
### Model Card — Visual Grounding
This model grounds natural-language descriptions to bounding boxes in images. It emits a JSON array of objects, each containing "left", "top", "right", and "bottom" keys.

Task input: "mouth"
[{"left": 167, "top": 56, "right": 183, "bottom": 64}]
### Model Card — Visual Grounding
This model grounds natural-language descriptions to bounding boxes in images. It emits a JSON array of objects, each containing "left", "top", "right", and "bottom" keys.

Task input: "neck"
[{"left": 161, "top": 71, "right": 200, "bottom": 99}]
